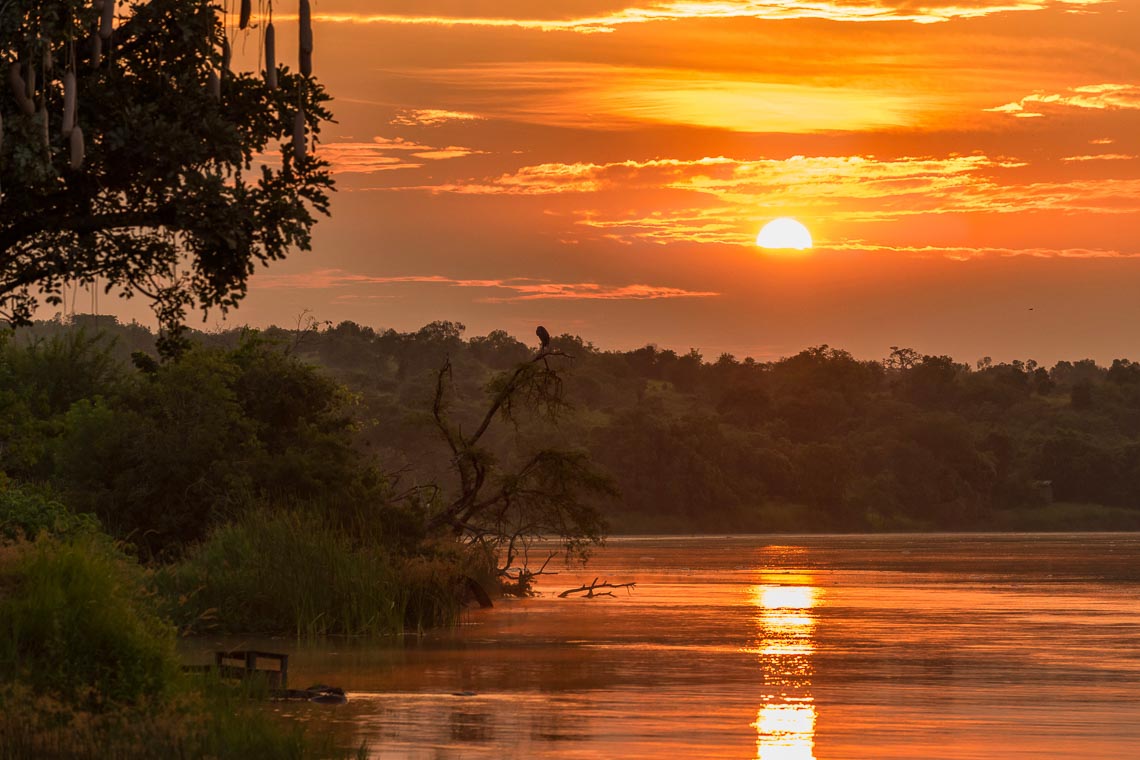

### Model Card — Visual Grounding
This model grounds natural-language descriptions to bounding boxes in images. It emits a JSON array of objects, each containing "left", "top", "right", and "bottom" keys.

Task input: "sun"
[{"left": 756, "top": 218, "right": 813, "bottom": 250}]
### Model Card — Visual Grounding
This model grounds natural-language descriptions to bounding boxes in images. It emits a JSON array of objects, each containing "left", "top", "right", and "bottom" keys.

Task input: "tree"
[
  {"left": 426, "top": 348, "right": 614, "bottom": 591},
  {"left": 1, "top": 0, "right": 333, "bottom": 352}
]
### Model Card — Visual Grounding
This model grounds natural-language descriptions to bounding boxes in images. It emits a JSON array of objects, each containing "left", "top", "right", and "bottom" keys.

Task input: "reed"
[
  {"left": 159, "top": 508, "right": 467, "bottom": 637},
  {"left": 0, "top": 680, "right": 367, "bottom": 759}
]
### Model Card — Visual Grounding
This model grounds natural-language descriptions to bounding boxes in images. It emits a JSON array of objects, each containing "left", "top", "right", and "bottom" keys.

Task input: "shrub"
[
  {"left": 0, "top": 484, "right": 101, "bottom": 543},
  {"left": 0, "top": 535, "right": 179, "bottom": 706},
  {"left": 159, "top": 509, "right": 465, "bottom": 637}
]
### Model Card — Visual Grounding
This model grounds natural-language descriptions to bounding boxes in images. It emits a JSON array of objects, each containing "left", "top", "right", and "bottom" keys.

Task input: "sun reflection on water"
[{"left": 749, "top": 578, "right": 819, "bottom": 760}]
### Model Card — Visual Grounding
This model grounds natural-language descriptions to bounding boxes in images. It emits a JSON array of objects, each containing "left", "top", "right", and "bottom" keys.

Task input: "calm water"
[{"left": 199, "top": 534, "right": 1140, "bottom": 758}]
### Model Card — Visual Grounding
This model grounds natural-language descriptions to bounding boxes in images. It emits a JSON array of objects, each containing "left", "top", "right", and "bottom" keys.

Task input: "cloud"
[
  {"left": 390, "top": 109, "right": 484, "bottom": 127},
  {"left": 385, "top": 152, "right": 1139, "bottom": 249},
  {"left": 986, "top": 84, "right": 1140, "bottom": 118},
  {"left": 319, "top": 136, "right": 485, "bottom": 174},
  {"left": 373, "top": 62, "right": 957, "bottom": 133},
  {"left": 826, "top": 243, "right": 1140, "bottom": 260},
  {"left": 254, "top": 270, "right": 719, "bottom": 301},
  {"left": 407, "top": 153, "right": 1016, "bottom": 201},
  {"left": 305, "top": 0, "right": 1113, "bottom": 32},
  {"left": 1060, "top": 154, "right": 1137, "bottom": 162}
]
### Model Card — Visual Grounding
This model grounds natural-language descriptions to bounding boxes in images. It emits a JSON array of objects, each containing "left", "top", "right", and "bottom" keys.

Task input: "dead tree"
[
  {"left": 425, "top": 347, "right": 615, "bottom": 591},
  {"left": 558, "top": 577, "right": 636, "bottom": 598}
]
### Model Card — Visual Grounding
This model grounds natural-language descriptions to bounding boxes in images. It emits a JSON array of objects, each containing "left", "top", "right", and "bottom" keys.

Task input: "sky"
[{"left": 134, "top": 1, "right": 1140, "bottom": 363}]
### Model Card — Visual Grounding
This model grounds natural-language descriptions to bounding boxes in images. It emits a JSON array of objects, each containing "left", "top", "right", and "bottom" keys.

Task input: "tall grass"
[
  {"left": 159, "top": 509, "right": 468, "bottom": 637},
  {"left": 0, "top": 680, "right": 367, "bottom": 760},
  {"left": 0, "top": 531, "right": 367, "bottom": 759},
  {"left": 0, "top": 535, "right": 179, "bottom": 705}
]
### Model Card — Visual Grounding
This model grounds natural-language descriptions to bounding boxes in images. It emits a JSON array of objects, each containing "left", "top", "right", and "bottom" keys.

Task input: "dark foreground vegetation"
[{"left": 5, "top": 314, "right": 1140, "bottom": 757}]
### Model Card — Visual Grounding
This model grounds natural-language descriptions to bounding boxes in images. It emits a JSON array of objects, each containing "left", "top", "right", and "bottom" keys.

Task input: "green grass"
[
  {"left": 0, "top": 535, "right": 179, "bottom": 706},
  {"left": 158, "top": 508, "right": 468, "bottom": 637},
  {"left": 0, "top": 529, "right": 368, "bottom": 759},
  {"left": 987, "top": 502, "right": 1140, "bottom": 531},
  {"left": 0, "top": 679, "right": 367, "bottom": 760}
]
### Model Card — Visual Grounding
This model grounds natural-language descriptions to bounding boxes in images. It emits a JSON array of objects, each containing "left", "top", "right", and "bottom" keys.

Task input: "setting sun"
[{"left": 757, "top": 218, "right": 813, "bottom": 250}]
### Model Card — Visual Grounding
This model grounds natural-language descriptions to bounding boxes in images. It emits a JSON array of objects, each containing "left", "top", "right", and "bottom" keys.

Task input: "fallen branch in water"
[{"left": 558, "top": 577, "right": 636, "bottom": 598}]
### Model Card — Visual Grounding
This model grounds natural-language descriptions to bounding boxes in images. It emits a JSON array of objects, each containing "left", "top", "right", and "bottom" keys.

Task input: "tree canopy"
[{"left": 0, "top": 0, "right": 333, "bottom": 351}]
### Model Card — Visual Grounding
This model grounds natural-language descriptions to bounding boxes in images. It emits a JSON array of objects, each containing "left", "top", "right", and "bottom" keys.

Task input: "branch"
[
  {"left": 467, "top": 349, "right": 569, "bottom": 447},
  {"left": 0, "top": 207, "right": 180, "bottom": 257},
  {"left": 558, "top": 578, "right": 636, "bottom": 599}
]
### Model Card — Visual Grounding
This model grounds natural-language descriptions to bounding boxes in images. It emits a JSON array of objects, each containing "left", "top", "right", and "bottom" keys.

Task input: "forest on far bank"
[{"left": 9, "top": 313, "right": 1140, "bottom": 535}]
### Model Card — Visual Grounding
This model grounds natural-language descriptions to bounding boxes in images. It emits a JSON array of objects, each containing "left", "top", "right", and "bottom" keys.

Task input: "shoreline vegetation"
[{"left": 4, "top": 315, "right": 1140, "bottom": 757}]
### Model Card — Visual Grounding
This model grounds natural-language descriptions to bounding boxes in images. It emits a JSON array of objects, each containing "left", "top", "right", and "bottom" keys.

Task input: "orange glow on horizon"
[{"left": 170, "top": 0, "right": 1140, "bottom": 364}]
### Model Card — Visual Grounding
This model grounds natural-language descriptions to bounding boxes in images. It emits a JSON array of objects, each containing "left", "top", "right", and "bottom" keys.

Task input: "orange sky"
[{"left": 154, "top": 1, "right": 1140, "bottom": 362}]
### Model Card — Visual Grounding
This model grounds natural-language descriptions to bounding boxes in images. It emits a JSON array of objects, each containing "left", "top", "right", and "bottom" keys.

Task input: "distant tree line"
[{"left": 6, "top": 314, "right": 1140, "bottom": 537}]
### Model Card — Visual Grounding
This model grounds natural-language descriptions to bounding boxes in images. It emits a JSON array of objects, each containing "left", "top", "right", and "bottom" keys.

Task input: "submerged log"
[{"left": 559, "top": 577, "right": 636, "bottom": 599}]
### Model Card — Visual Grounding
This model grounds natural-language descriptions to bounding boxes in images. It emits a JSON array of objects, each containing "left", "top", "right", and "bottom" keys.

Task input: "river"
[{"left": 200, "top": 533, "right": 1140, "bottom": 759}]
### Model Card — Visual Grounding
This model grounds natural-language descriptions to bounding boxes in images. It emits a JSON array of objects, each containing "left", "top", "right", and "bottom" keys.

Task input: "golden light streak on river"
[{"left": 750, "top": 576, "right": 819, "bottom": 760}]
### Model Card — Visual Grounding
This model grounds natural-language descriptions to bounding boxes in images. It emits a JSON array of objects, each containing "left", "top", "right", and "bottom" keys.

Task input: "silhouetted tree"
[{"left": 1, "top": 0, "right": 333, "bottom": 353}]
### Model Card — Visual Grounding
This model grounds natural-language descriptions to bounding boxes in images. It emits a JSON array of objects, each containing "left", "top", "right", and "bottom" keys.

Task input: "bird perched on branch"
[{"left": 536, "top": 325, "right": 551, "bottom": 351}]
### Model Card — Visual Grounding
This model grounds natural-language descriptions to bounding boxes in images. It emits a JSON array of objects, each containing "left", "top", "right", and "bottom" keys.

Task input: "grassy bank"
[
  {"left": 157, "top": 508, "right": 483, "bottom": 637},
  {"left": 0, "top": 487, "right": 479, "bottom": 758},
  {"left": 0, "top": 531, "right": 368, "bottom": 759},
  {"left": 0, "top": 682, "right": 367, "bottom": 760}
]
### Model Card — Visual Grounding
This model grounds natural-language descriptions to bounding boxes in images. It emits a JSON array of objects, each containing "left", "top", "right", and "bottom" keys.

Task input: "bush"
[
  {"left": 159, "top": 509, "right": 466, "bottom": 637},
  {"left": 0, "top": 483, "right": 101, "bottom": 543},
  {"left": 0, "top": 535, "right": 179, "bottom": 706},
  {"left": 0, "top": 679, "right": 366, "bottom": 760}
]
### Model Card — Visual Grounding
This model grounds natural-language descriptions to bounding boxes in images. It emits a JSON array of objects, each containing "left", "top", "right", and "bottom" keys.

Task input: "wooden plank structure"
[{"left": 214, "top": 650, "right": 289, "bottom": 689}]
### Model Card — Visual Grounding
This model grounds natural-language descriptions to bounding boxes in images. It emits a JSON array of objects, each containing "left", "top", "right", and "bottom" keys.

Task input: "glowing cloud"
[
  {"left": 387, "top": 152, "right": 1139, "bottom": 252},
  {"left": 390, "top": 109, "right": 484, "bottom": 127},
  {"left": 319, "top": 136, "right": 486, "bottom": 174},
  {"left": 254, "top": 270, "right": 719, "bottom": 301},
  {"left": 304, "top": 0, "right": 1113, "bottom": 32},
  {"left": 986, "top": 84, "right": 1140, "bottom": 118}
]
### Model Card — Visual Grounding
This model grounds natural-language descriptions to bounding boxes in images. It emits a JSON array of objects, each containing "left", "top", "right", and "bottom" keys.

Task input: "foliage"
[
  {"left": 427, "top": 349, "right": 614, "bottom": 587},
  {"left": 157, "top": 508, "right": 466, "bottom": 637},
  {"left": 41, "top": 332, "right": 379, "bottom": 553},
  {"left": 0, "top": 0, "right": 333, "bottom": 350},
  {"left": 9, "top": 316, "right": 1140, "bottom": 547},
  {"left": 0, "top": 678, "right": 367, "bottom": 760},
  {"left": 0, "top": 482, "right": 100, "bottom": 542},
  {"left": 0, "top": 534, "right": 179, "bottom": 706}
]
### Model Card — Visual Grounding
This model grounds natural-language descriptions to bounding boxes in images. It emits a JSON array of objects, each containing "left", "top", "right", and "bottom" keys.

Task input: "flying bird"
[{"left": 536, "top": 325, "right": 551, "bottom": 351}]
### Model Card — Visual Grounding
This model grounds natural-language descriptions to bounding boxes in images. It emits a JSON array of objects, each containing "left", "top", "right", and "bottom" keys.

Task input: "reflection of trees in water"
[
  {"left": 752, "top": 581, "right": 818, "bottom": 760},
  {"left": 449, "top": 707, "right": 493, "bottom": 743}
]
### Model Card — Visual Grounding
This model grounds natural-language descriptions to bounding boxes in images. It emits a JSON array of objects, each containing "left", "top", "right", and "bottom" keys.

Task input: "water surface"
[{"left": 201, "top": 534, "right": 1140, "bottom": 758}]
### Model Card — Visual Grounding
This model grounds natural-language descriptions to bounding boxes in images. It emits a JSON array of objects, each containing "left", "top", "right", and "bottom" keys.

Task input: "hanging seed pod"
[
  {"left": 299, "top": 0, "right": 313, "bottom": 76},
  {"left": 239, "top": 0, "right": 252, "bottom": 30},
  {"left": 8, "top": 63, "right": 34, "bottom": 116},
  {"left": 62, "top": 71, "right": 77, "bottom": 138},
  {"left": 25, "top": 62, "right": 35, "bottom": 101},
  {"left": 37, "top": 105, "right": 49, "bottom": 150},
  {"left": 91, "top": 33, "right": 103, "bottom": 67},
  {"left": 43, "top": 42, "right": 53, "bottom": 75},
  {"left": 208, "top": 69, "right": 221, "bottom": 100},
  {"left": 264, "top": 23, "right": 278, "bottom": 89},
  {"left": 100, "top": 0, "right": 115, "bottom": 40},
  {"left": 222, "top": 37, "right": 231, "bottom": 74},
  {"left": 293, "top": 108, "right": 306, "bottom": 162},
  {"left": 70, "top": 124, "right": 85, "bottom": 170}
]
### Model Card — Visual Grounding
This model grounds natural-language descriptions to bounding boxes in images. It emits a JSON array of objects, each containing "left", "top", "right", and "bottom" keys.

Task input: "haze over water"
[{"left": 259, "top": 534, "right": 1140, "bottom": 758}]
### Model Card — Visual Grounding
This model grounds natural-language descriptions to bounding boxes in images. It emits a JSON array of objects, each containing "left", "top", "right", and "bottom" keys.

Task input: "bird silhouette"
[{"left": 536, "top": 325, "right": 551, "bottom": 351}]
